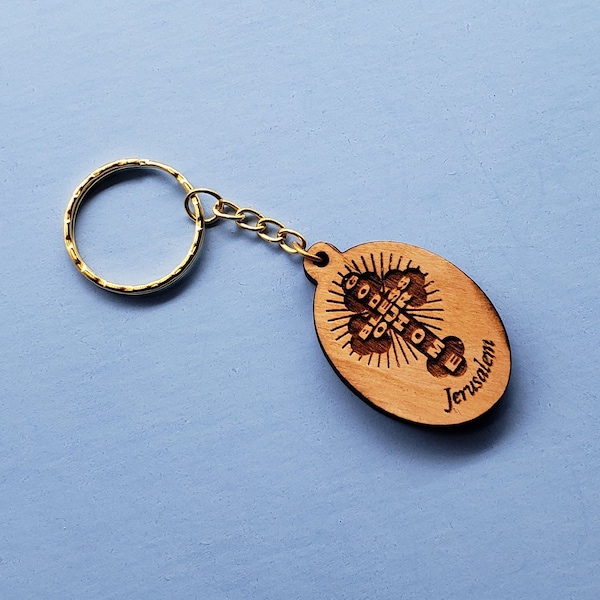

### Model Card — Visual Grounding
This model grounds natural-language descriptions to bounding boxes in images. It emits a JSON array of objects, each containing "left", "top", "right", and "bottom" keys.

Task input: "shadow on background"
[{"left": 347, "top": 360, "right": 521, "bottom": 461}]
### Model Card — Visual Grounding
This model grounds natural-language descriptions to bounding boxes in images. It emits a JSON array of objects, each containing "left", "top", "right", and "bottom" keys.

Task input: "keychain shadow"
[
  {"left": 90, "top": 245, "right": 210, "bottom": 308},
  {"left": 77, "top": 167, "right": 179, "bottom": 204},
  {"left": 342, "top": 365, "right": 519, "bottom": 460}
]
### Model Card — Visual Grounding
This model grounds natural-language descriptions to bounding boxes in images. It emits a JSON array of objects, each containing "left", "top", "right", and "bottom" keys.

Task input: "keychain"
[{"left": 64, "top": 158, "right": 511, "bottom": 425}]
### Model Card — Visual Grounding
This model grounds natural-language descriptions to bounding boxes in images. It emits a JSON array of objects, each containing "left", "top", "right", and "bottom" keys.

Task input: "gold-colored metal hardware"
[
  {"left": 64, "top": 159, "right": 323, "bottom": 295},
  {"left": 212, "top": 200, "right": 242, "bottom": 220},
  {"left": 257, "top": 217, "right": 285, "bottom": 243},
  {"left": 185, "top": 188, "right": 323, "bottom": 262},
  {"left": 279, "top": 228, "right": 310, "bottom": 255},
  {"left": 236, "top": 208, "right": 264, "bottom": 232},
  {"left": 184, "top": 188, "right": 222, "bottom": 227},
  {"left": 64, "top": 158, "right": 204, "bottom": 295}
]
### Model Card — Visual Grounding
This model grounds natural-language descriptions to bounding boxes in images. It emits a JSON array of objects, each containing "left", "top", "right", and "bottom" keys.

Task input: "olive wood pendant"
[{"left": 304, "top": 241, "right": 511, "bottom": 425}]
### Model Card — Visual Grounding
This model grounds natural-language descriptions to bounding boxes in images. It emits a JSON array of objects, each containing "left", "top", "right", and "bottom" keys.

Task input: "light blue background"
[{"left": 1, "top": 1, "right": 599, "bottom": 598}]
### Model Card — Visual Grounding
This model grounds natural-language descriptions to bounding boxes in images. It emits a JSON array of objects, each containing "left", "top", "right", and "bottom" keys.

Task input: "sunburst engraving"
[{"left": 326, "top": 251, "right": 467, "bottom": 377}]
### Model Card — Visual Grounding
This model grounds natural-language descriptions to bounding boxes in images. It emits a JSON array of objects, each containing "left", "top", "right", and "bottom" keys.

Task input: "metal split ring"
[{"left": 64, "top": 158, "right": 204, "bottom": 295}]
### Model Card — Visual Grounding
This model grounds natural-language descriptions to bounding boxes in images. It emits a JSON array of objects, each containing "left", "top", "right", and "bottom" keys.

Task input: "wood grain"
[{"left": 304, "top": 241, "right": 511, "bottom": 425}]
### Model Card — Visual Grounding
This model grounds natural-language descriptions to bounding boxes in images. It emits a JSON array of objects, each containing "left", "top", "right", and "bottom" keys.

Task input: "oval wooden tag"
[{"left": 304, "top": 241, "right": 511, "bottom": 425}]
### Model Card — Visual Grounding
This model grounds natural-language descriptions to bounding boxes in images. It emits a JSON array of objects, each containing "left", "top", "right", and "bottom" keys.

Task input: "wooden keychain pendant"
[
  {"left": 65, "top": 159, "right": 511, "bottom": 426},
  {"left": 304, "top": 241, "right": 511, "bottom": 425}
]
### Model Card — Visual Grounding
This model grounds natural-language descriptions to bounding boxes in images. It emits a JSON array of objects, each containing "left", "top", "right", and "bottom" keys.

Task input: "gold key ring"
[{"left": 64, "top": 158, "right": 205, "bottom": 295}]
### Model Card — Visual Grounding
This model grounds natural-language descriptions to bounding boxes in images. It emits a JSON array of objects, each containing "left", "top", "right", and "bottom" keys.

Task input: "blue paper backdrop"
[{"left": 1, "top": 1, "right": 599, "bottom": 598}]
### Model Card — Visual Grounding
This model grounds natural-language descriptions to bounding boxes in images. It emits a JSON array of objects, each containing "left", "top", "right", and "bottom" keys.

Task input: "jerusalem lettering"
[{"left": 444, "top": 340, "right": 496, "bottom": 413}]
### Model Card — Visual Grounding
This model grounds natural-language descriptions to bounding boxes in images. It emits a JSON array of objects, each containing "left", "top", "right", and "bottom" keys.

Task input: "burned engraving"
[{"left": 329, "top": 253, "right": 467, "bottom": 377}]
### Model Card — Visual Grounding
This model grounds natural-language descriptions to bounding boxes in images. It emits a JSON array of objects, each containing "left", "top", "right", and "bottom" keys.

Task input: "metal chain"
[{"left": 184, "top": 188, "right": 323, "bottom": 263}]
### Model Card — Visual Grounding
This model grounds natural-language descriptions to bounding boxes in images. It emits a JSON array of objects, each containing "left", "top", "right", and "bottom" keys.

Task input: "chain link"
[{"left": 184, "top": 189, "right": 322, "bottom": 263}]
